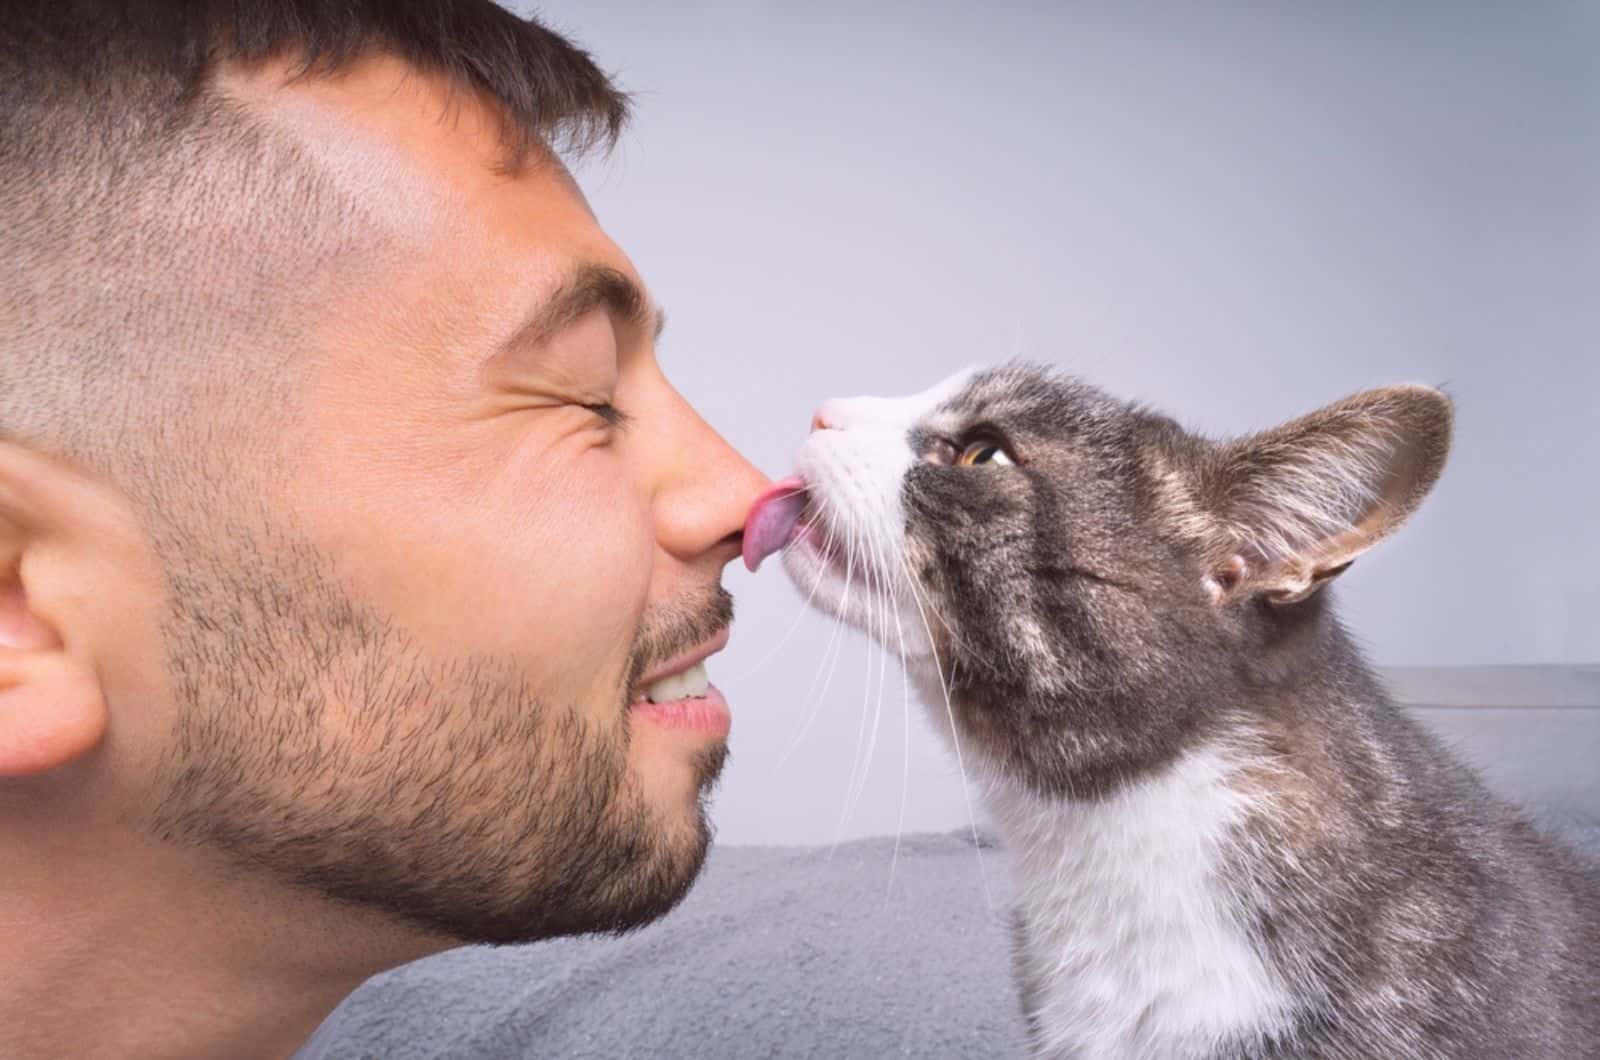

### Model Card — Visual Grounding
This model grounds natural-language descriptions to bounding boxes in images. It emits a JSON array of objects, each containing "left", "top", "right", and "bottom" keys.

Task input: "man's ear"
[
  {"left": 0, "top": 475, "right": 109, "bottom": 776},
  {"left": 1196, "top": 384, "right": 1453, "bottom": 606}
]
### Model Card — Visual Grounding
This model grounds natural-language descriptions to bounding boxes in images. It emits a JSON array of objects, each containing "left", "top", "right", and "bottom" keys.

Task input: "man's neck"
[{"left": 1, "top": 827, "right": 441, "bottom": 1059}]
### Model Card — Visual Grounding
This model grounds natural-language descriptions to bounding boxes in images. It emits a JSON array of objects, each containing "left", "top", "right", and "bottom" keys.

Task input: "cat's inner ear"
[{"left": 1197, "top": 385, "right": 1453, "bottom": 606}]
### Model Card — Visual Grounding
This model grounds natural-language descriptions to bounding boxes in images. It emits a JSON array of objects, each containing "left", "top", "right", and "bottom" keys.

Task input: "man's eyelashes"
[{"left": 584, "top": 402, "right": 631, "bottom": 428}]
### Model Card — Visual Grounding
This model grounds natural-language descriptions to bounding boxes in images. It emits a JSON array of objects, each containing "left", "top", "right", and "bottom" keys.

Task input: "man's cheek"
[
  {"left": 519, "top": 459, "right": 650, "bottom": 581},
  {"left": 509, "top": 465, "right": 652, "bottom": 694}
]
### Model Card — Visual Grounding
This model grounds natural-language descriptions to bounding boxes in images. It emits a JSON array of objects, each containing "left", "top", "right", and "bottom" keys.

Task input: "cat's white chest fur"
[{"left": 982, "top": 745, "right": 1297, "bottom": 1060}]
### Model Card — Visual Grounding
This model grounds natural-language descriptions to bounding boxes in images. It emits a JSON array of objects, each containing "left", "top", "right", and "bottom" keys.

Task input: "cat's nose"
[{"left": 812, "top": 396, "right": 886, "bottom": 431}]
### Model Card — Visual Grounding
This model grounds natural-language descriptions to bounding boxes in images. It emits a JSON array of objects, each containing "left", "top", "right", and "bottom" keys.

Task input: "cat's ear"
[{"left": 1193, "top": 385, "right": 1452, "bottom": 606}]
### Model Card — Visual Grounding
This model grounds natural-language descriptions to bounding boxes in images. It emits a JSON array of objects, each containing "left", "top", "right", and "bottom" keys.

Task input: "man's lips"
[
  {"left": 629, "top": 627, "right": 733, "bottom": 738},
  {"left": 631, "top": 626, "right": 732, "bottom": 700},
  {"left": 631, "top": 688, "right": 732, "bottom": 738}
]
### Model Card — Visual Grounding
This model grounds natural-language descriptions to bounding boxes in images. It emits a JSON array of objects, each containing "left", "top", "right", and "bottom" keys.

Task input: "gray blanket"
[
  {"left": 297, "top": 830, "right": 1019, "bottom": 1059},
  {"left": 298, "top": 812, "right": 1600, "bottom": 1059}
]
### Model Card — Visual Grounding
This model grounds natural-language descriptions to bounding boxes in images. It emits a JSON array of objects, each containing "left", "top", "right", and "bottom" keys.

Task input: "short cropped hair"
[{"left": 0, "top": 0, "right": 628, "bottom": 488}]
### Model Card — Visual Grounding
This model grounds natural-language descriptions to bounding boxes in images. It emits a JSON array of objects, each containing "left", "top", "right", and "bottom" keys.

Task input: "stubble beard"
[{"left": 144, "top": 511, "right": 731, "bottom": 945}]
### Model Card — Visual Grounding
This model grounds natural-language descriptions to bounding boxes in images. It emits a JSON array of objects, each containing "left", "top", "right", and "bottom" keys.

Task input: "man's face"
[{"left": 137, "top": 58, "right": 767, "bottom": 943}]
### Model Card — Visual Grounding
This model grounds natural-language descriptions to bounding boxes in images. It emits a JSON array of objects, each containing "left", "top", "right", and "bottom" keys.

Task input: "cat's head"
[{"left": 748, "top": 363, "right": 1452, "bottom": 796}]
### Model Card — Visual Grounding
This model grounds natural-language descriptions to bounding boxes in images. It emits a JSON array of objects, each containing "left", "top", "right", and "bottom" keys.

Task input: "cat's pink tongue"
[{"left": 742, "top": 476, "right": 808, "bottom": 573}]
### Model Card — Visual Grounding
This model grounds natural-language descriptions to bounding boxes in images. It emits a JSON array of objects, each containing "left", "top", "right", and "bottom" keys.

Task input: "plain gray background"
[{"left": 522, "top": 2, "right": 1598, "bottom": 846}]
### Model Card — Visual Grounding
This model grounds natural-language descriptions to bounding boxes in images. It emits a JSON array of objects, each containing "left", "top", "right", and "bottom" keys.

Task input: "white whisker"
[
  {"left": 876, "top": 519, "right": 915, "bottom": 898},
  {"left": 836, "top": 524, "right": 883, "bottom": 849},
  {"left": 830, "top": 517, "right": 876, "bottom": 855},
  {"left": 776, "top": 500, "right": 856, "bottom": 771},
  {"left": 846, "top": 523, "right": 897, "bottom": 844},
  {"left": 894, "top": 545, "right": 994, "bottom": 909},
  {"left": 735, "top": 511, "right": 842, "bottom": 686}
]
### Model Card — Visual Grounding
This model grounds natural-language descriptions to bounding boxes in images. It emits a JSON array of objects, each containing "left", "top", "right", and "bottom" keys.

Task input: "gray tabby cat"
[{"left": 741, "top": 364, "right": 1599, "bottom": 1060}]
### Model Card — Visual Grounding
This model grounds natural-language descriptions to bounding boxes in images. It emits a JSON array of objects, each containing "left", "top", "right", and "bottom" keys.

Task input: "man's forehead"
[
  {"left": 219, "top": 53, "right": 610, "bottom": 256},
  {"left": 214, "top": 51, "right": 652, "bottom": 334}
]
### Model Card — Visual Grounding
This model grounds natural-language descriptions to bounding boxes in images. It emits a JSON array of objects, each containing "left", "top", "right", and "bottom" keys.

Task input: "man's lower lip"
[{"left": 629, "top": 685, "right": 732, "bottom": 738}]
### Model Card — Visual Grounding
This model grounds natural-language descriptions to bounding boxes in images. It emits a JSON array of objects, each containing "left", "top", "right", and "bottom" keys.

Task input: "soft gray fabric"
[
  {"left": 296, "top": 830, "right": 1021, "bottom": 1059},
  {"left": 298, "top": 812, "right": 1600, "bottom": 1060}
]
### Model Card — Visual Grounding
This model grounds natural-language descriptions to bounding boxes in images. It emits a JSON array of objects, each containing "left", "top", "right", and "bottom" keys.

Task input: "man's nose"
[{"left": 652, "top": 388, "right": 769, "bottom": 566}]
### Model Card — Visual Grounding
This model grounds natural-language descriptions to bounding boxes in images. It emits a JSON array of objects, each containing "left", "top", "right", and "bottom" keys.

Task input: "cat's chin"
[{"left": 780, "top": 537, "right": 936, "bottom": 660}]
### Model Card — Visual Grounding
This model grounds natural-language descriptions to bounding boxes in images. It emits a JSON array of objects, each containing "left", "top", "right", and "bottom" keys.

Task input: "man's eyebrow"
[{"left": 500, "top": 264, "right": 664, "bottom": 355}]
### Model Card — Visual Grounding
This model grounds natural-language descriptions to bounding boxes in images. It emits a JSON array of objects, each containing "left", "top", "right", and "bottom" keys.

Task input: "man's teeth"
[{"left": 644, "top": 662, "right": 710, "bottom": 704}]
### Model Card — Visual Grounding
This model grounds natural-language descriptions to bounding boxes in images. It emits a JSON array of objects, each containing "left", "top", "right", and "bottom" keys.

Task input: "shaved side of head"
[{"left": 0, "top": 0, "right": 628, "bottom": 502}]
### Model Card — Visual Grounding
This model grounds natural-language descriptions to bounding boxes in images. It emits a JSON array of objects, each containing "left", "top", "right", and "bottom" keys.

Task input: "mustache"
[{"left": 623, "top": 584, "right": 735, "bottom": 697}]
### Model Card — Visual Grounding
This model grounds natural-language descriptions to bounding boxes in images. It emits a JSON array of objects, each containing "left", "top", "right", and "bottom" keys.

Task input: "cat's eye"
[{"left": 957, "top": 439, "right": 1014, "bottom": 466}]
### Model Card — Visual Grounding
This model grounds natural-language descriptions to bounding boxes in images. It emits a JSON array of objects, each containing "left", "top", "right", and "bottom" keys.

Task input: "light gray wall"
[
  {"left": 524, "top": 2, "right": 1599, "bottom": 845},
  {"left": 1390, "top": 666, "right": 1600, "bottom": 821}
]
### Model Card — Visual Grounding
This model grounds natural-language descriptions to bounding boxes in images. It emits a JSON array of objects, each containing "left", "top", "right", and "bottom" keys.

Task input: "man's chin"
[
  {"left": 351, "top": 733, "right": 730, "bottom": 951},
  {"left": 686, "top": 740, "right": 729, "bottom": 802},
  {"left": 436, "top": 799, "right": 714, "bottom": 946},
  {"left": 485, "top": 742, "right": 727, "bottom": 945},
  {"left": 627, "top": 702, "right": 731, "bottom": 802}
]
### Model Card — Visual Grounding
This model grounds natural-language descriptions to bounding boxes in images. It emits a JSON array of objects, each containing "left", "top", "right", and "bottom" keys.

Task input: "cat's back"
[
  {"left": 1504, "top": 810, "right": 1600, "bottom": 1052},
  {"left": 1284, "top": 700, "right": 1600, "bottom": 1059}
]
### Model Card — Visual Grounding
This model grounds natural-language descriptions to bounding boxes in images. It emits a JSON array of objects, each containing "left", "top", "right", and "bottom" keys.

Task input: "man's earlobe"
[{"left": 0, "top": 580, "right": 107, "bottom": 775}]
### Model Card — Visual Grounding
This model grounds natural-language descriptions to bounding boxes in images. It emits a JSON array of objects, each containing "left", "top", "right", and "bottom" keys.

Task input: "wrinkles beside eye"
[{"left": 582, "top": 401, "right": 629, "bottom": 428}]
